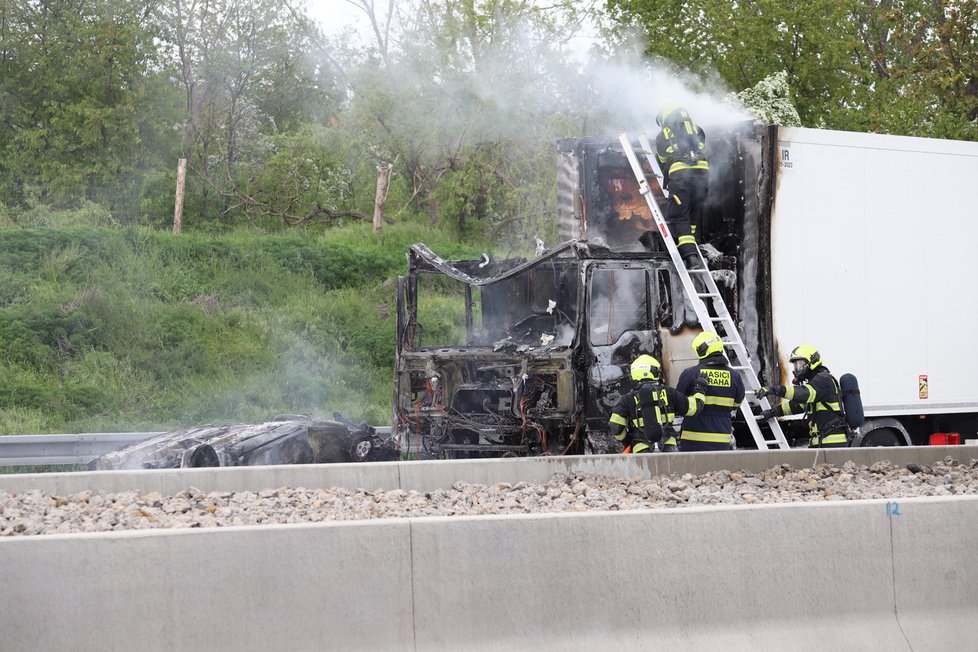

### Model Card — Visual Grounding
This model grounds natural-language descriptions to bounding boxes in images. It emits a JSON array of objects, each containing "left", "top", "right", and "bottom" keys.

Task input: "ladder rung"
[
  {"left": 695, "top": 292, "right": 720, "bottom": 298},
  {"left": 685, "top": 268, "right": 711, "bottom": 274}
]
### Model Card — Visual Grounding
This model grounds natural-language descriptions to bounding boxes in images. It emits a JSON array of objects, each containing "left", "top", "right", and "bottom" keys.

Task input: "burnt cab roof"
[{"left": 407, "top": 238, "right": 671, "bottom": 284}]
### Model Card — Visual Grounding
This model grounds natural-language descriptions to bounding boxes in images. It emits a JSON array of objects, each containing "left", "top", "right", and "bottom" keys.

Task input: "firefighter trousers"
[{"left": 666, "top": 169, "right": 709, "bottom": 260}]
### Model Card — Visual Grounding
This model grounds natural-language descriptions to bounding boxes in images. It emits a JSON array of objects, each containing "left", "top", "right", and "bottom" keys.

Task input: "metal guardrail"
[
  {"left": 0, "top": 427, "right": 398, "bottom": 468},
  {"left": 0, "top": 432, "right": 165, "bottom": 467}
]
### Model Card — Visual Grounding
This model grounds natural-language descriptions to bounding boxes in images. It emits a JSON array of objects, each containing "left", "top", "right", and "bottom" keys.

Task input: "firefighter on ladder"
[
  {"left": 608, "top": 354, "right": 708, "bottom": 453},
  {"left": 755, "top": 345, "right": 849, "bottom": 448},
  {"left": 676, "top": 331, "right": 745, "bottom": 451},
  {"left": 655, "top": 103, "right": 709, "bottom": 268}
]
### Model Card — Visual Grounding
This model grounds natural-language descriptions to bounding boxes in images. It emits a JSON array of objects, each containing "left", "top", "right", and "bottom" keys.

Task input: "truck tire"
[
  {"left": 860, "top": 429, "right": 901, "bottom": 447},
  {"left": 852, "top": 418, "right": 912, "bottom": 447}
]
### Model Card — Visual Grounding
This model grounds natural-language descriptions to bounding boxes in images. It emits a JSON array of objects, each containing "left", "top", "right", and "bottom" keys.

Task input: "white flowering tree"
[{"left": 733, "top": 72, "right": 801, "bottom": 127}]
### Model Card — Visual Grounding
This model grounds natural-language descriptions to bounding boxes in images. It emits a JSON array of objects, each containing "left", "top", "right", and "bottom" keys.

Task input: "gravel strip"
[{"left": 3, "top": 458, "right": 978, "bottom": 537}]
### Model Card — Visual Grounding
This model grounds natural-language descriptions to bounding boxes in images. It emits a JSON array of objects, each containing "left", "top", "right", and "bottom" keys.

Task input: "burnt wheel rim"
[{"left": 353, "top": 439, "right": 372, "bottom": 459}]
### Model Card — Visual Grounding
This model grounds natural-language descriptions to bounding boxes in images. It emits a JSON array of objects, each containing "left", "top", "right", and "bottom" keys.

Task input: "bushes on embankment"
[{"left": 0, "top": 224, "right": 482, "bottom": 434}]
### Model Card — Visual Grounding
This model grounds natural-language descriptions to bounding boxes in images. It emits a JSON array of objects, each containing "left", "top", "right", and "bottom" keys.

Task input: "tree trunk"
[
  {"left": 373, "top": 164, "right": 393, "bottom": 235},
  {"left": 173, "top": 158, "right": 187, "bottom": 234}
]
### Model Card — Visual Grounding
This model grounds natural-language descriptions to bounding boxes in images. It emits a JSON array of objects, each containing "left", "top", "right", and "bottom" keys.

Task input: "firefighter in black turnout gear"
[
  {"left": 756, "top": 345, "right": 849, "bottom": 448},
  {"left": 655, "top": 103, "right": 709, "bottom": 268},
  {"left": 609, "top": 355, "right": 708, "bottom": 453},
  {"left": 676, "top": 331, "right": 745, "bottom": 451}
]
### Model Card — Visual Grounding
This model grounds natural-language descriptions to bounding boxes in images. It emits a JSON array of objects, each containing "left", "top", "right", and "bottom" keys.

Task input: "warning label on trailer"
[{"left": 919, "top": 374, "right": 929, "bottom": 399}]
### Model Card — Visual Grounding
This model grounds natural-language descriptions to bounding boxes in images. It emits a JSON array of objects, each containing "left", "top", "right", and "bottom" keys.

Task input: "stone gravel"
[{"left": 3, "top": 457, "right": 978, "bottom": 537}]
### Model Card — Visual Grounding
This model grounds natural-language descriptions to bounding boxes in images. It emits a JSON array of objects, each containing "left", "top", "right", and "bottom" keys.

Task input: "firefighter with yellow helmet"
[
  {"left": 655, "top": 103, "right": 709, "bottom": 268},
  {"left": 756, "top": 345, "right": 849, "bottom": 448},
  {"left": 676, "top": 331, "right": 745, "bottom": 451},
  {"left": 608, "top": 354, "right": 708, "bottom": 453}
]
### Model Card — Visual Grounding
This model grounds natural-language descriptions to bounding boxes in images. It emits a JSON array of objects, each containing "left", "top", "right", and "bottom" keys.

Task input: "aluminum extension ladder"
[{"left": 619, "top": 132, "right": 790, "bottom": 450}]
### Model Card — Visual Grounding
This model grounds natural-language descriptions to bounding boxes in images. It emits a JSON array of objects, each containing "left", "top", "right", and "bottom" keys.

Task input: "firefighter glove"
[
  {"left": 755, "top": 385, "right": 785, "bottom": 400},
  {"left": 758, "top": 408, "right": 777, "bottom": 421},
  {"left": 691, "top": 374, "right": 709, "bottom": 396},
  {"left": 660, "top": 425, "right": 678, "bottom": 449}
]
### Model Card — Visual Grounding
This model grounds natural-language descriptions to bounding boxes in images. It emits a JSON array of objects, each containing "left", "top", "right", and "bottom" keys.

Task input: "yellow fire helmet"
[
  {"left": 630, "top": 354, "right": 662, "bottom": 382},
  {"left": 789, "top": 344, "right": 823, "bottom": 379},
  {"left": 656, "top": 102, "right": 684, "bottom": 126},
  {"left": 691, "top": 331, "right": 725, "bottom": 359},
  {"left": 789, "top": 344, "right": 823, "bottom": 369}
]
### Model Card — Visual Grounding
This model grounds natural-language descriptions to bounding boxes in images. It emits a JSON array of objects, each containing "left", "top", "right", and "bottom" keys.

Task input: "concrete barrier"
[
  {"left": 889, "top": 497, "right": 978, "bottom": 651},
  {"left": 2, "top": 496, "right": 976, "bottom": 651},
  {"left": 0, "top": 520, "right": 415, "bottom": 651},
  {"left": 1, "top": 446, "right": 975, "bottom": 496}
]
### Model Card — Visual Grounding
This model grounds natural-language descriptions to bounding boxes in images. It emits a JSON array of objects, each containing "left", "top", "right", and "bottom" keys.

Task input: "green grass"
[{"left": 0, "top": 221, "right": 486, "bottom": 434}]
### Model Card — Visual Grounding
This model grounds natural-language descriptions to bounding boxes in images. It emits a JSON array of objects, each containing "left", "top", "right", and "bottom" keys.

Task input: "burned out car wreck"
[{"left": 93, "top": 414, "right": 399, "bottom": 470}]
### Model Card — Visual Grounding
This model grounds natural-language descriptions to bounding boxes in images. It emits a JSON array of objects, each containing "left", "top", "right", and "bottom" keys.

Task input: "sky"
[{"left": 305, "top": 0, "right": 385, "bottom": 42}]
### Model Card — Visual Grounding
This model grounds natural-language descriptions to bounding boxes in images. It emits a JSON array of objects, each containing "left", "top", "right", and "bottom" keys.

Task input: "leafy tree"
[
  {"left": 603, "top": 0, "right": 881, "bottom": 129},
  {"left": 0, "top": 0, "right": 170, "bottom": 209},
  {"left": 881, "top": 0, "right": 978, "bottom": 140},
  {"left": 603, "top": 0, "right": 977, "bottom": 140},
  {"left": 234, "top": 124, "right": 358, "bottom": 228},
  {"left": 342, "top": 0, "right": 595, "bottom": 242},
  {"left": 155, "top": 0, "right": 335, "bottom": 222}
]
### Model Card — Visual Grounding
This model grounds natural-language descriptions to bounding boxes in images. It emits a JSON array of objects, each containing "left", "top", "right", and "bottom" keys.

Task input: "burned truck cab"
[
  {"left": 393, "top": 241, "right": 694, "bottom": 457},
  {"left": 395, "top": 123, "right": 773, "bottom": 456},
  {"left": 394, "top": 242, "right": 582, "bottom": 458}
]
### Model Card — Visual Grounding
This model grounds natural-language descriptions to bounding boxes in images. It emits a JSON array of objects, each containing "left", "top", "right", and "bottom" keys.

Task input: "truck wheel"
[{"left": 860, "top": 429, "right": 901, "bottom": 447}]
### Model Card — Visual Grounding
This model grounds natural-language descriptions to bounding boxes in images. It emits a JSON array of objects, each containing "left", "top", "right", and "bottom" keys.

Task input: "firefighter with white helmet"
[
  {"left": 608, "top": 354, "right": 708, "bottom": 453},
  {"left": 676, "top": 331, "right": 746, "bottom": 451},
  {"left": 756, "top": 345, "right": 849, "bottom": 448}
]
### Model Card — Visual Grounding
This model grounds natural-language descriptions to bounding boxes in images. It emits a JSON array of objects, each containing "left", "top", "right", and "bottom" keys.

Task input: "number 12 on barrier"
[{"left": 886, "top": 501, "right": 901, "bottom": 516}]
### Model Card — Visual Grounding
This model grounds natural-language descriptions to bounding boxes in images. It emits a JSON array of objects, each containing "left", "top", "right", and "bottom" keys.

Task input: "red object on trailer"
[{"left": 929, "top": 433, "right": 961, "bottom": 445}]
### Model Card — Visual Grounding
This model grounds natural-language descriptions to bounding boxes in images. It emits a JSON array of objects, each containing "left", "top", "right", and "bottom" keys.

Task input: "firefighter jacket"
[
  {"left": 770, "top": 366, "right": 849, "bottom": 447},
  {"left": 609, "top": 381, "right": 704, "bottom": 452},
  {"left": 655, "top": 113, "right": 709, "bottom": 188},
  {"left": 676, "top": 353, "right": 745, "bottom": 446}
]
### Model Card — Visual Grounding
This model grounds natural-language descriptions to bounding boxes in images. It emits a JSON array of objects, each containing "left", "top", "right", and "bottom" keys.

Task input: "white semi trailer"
[{"left": 768, "top": 126, "right": 978, "bottom": 445}]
